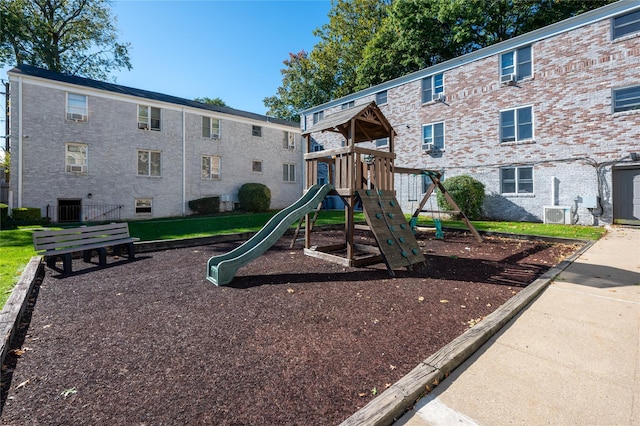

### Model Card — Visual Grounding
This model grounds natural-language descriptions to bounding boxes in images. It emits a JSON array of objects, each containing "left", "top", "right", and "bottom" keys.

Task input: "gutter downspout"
[
  {"left": 182, "top": 108, "right": 186, "bottom": 216},
  {"left": 17, "top": 76, "right": 23, "bottom": 208}
]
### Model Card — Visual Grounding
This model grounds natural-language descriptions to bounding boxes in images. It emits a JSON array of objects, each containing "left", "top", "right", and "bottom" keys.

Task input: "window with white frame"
[
  {"left": 252, "top": 160, "right": 263, "bottom": 173},
  {"left": 252, "top": 125, "right": 262, "bottom": 137},
  {"left": 421, "top": 73, "right": 444, "bottom": 103},
  {"left": 137, "top": 150, "right": 162, "bottom": 177},
  {"left": 613, "top": 85, "right": 640, "bottom": 113},
  {"left": 341, "top": 101, "right": 354, "bottom": 110},
  {"left": 313, "top": 110, "right": 324, "bottom": 124},
  {"left": 202, "top": 116, "right": 221, "bottom": 139},
  {"left": 283, "top": 131, "right": 296, "bottom": 149},
  {"left": 500, "top": 46, "right": 532, "bottom": 82},
  {"left": 138, "top": 105, "right": 161, "bottom": 131},
  {"left": 65, "top": 143, "right": 88, "bottom": 174},
  {"left": 501, "top": 166, "right": 533, "bottom": 194},
  {"left": 376, "top": 90, "right": 387, "bottom": 105},
  {"left": 66, "top": 93, "right": 88, "bottom": 122},
  {"left": 500, "top": 106, "right": 533, "bottom": 143},
  {"left": 283, "top": 163, "right": 296, "bottom": 182},
  {"left": 201, "top": 155, "right": 221, "bottom": 179},
  {"left": 613, "top": 10, "right": 640, "bottom": 39},
  {"left": 135, "top": 198, "right": 152, "bottom": 215},
  {"left": 375, "top": 138, "right": 388, "bottom": 148},
  {"left": 422, "top": 122, "right": 445, "bottom": 151}
]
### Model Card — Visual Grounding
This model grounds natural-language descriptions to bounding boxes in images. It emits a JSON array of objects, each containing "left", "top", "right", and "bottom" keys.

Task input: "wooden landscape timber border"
[
  {"left": 1, "top": 230, "right": 592, "bottom": 424},
  {"left": 339, "top": 238, "right": 594, "bottom": 426}
]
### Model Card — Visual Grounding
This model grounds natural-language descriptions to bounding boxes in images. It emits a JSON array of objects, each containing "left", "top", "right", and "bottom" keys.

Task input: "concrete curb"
[
  {"left": 0, "top": 256, "right": 44, "bottom": 369},
  {"left": 339, "top": 238, "right": 594, "bottom": 426}
]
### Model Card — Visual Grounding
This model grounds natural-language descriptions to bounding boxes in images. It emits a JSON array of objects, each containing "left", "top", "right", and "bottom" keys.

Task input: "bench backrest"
[{"left": 33, "top": 222, "right": 133, "bottom": 252}]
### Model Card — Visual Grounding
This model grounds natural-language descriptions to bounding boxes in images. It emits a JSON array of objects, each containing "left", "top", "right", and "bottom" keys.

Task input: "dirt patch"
[{"left": 1, "top": 230, "right": 579, "bottom": 425}]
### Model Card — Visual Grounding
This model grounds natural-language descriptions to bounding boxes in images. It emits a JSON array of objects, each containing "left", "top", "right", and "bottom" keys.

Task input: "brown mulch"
[{"left": 1, "top": 230, "right": 579, "bottom": 425}]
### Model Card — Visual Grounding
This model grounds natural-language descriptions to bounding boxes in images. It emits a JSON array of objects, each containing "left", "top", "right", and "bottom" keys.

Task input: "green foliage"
[
  {"left": 436, "top": 175, "right": 486, "bottom": 220},
  {"left": 238, "top": 183, "right": 271, "bottom": 213},
  {"left": 0, "top": 203, "right": 7, "bottom": 224},
  {"left": 0, "top": 0, "right": 132, "bottom": 80},
  {"left": 11, "top": 207, "right": 42, "bottom": 225},
  {"left": 265, "top": 0, "right": 390, "bottom": 120},
  {"left": 188, "top": 196, "right": 220, "bottom": 215},
  {"left": 194, "top": 97, "right": 227, "bottom": 107}
]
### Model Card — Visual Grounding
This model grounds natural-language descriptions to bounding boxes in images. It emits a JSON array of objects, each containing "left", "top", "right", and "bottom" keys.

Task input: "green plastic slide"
[{"left": 206, "top": 184, "right": 334, "bottom": 286}]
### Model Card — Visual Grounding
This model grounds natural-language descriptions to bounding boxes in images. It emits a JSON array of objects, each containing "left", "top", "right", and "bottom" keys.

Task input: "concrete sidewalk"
[{"left": 396, "top": 226, "right": 640, "bottom": 425}]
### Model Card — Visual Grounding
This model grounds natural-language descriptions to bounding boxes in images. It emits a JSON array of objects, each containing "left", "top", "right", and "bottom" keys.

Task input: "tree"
[
  {"left": 194, "top": 97, "right": 227, "bottom": 107},
  {"left": 265, "top": 0, "right": 390, "bottom": 121},
  {"left": 357, "top": 0, "right": 617, "bottom": 89},
  {"left": 0, "top": 0, "right": 131, "bottom": 81}
]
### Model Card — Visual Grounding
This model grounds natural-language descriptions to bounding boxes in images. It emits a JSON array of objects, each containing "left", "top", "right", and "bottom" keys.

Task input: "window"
[
  {"left": 613, "top": 10, "right": 640, "bottom": 39},
  {"left": 500, "top": 106, "right": 533, "bottom": 143},
  {"left": 252, "top": 160, "right": 263, "bottom": 173},
  {"left": 138, "top": 105, "right": 161, "bottom": 131},
  {"left": 500, "top": 46, "right": 532, "bottom": 81},
  {"left": 135, "top": 198, "right": 152, "bottom": 215},
  {"left": 501, "top": 166, "right": 533, "bottom": 194},
  {"left": 201, "top": 155, "right": 221, "bottom": 179},
  {"left": 613, "top": 85, "right": 640, "bottom": 113},
  {"left": 422, "top": 73, "right": 444, "bottom": 103},
  {"left": 341, "top": 101, "right": 354, "bottom": 110},
  {"left": 313, "top": 111, "right": 324, "bottom": 124},
  {"left": 202, "top": 117, "right": 220, "bottom": 139},
  {"left": 252, "top": 125, "right": 262, "bottom": 137},
  {"left": 283, "top": 163, "right": 296, "bottom": 182},
  {"left": 66, "top": 143, "right": 88, "bottom": 174},
  {"left": 66, "top": 93, "right": 87, "bottom": 122},
  {"left": 283, "top": 131, "right": 295, "bottom": 149},
  {"left": 375, "top": 138, "right": 388, "bottom": 148},
  {"left": 422, "top": 122, "right": 445, "bottom": 150},
  {"left": 137, "top": 150, "right": 161, "bottom": 177},
  {"left": 376, "top": 90, "right": 388, "bottom": 105}
]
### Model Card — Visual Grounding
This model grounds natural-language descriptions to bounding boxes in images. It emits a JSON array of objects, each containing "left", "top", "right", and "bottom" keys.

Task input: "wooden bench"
[{"left": 32, "top": 222, "right": 140, "bottom": 274}]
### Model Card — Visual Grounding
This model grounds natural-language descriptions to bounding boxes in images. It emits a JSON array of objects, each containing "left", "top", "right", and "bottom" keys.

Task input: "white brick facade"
[
  {"left": 302, "top": 2, "right": 640, "bottom": 226},
  {"left": 8, "top": 66, "right": 302, "bottom": 222}
]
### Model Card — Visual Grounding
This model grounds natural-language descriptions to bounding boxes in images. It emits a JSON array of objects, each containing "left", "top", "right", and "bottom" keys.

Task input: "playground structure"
[
  {"left": 301, "top": 102, "right": 426, "bottom": 274},
  {"left": 206, "top": 101, "right": 481, "bottom": 284}
]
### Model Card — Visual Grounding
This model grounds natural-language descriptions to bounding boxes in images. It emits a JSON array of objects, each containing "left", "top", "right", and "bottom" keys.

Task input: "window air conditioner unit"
[
  {"left": 212, "top": 133, "right": 220, "bottom": 140},
  {"left": 543, "top": 206, "right": 572, "bottom": 225},
  {"left": 138, "top": 122, "right": 149, "bottom": 130},
  {"left": 69, "top": 165, "right": 85, "bottom": 173},
  {"left": 69, "top": 113, "right": 86, "bottom": 122},
  {"left": 501, "top": 73, "right": 517, "bottom": 85},
  {"left": 422, "top": 142, "right": 435, "bottom": 153},
  {"left": 432, "top": 93, "right": 446, "bottom": 102}
]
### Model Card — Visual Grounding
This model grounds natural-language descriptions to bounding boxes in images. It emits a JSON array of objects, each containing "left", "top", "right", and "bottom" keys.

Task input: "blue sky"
[{"left": 2, "top": 0, "right": 332, "bottom": 115}]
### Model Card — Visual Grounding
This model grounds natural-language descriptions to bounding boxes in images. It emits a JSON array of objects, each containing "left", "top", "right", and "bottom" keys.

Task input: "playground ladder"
[{"left": 289, "top": 202, "right": 323, "bottom": 248}]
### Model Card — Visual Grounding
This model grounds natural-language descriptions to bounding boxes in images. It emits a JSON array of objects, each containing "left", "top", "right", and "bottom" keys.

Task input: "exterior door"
[
  {"left": 613, "top": 167, "right": 640, "bottom": 225},
  {"left": 58, "top": 199, "right": 82, "bottom": 223}
]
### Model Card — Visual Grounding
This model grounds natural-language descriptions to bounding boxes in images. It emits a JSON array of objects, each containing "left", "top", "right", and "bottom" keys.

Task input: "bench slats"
[{"left": 32, "top": 222, "right": 139, "bottom": 274}]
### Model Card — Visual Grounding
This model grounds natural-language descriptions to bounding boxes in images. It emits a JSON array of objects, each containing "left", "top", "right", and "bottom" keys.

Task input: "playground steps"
[{"left": 358, "top": 189, "right": 425, "bottom": 271}]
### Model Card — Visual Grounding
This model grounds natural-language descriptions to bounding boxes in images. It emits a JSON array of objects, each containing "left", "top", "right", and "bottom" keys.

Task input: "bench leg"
[
  {"left": 97, "top": 247, "right": 107, "bottom": 266},
  {"left": 83, "top": 249, "right": 92, "bottom": 263},
  {"left": 115, "top": 243, "right": 135, "bottom": 259},
  {"left": 46, "top": 256, "right": 57, "bottom": 270},
  {"left": 62, "top": 253, "right": 72, "bottom": 274}
]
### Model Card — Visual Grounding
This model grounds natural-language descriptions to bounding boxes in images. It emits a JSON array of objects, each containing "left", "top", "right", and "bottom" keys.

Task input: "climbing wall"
[{"left": 358, "top": 189, "right": 426, "bottom": 270}]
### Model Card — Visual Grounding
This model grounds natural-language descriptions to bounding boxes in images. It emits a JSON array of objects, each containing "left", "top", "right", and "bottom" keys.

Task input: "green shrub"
[
  {"left": 11, "top": 207, "right": 42, "bottom": 222},
  {"left": 188, "top": 196, "right": 220, "bottom": 215},
  {"left": 436, "top": 175, "right": 485, "bottom": 220},
  {"left": 238, "top": 183, "right": 271, "bottom": 213},
  {"left": 0, "top": 203, "right": 7, "bottom": 223}
]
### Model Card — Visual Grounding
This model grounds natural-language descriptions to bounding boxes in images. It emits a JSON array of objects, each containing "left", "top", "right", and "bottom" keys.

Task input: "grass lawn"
[{"left": 0, "top": 211, "right": 606, "bottom": 308}]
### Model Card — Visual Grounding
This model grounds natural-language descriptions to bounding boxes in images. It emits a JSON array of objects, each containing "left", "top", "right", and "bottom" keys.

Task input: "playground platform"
[{"left": 394, "top": 225, "right": 640, "bottom": 425}]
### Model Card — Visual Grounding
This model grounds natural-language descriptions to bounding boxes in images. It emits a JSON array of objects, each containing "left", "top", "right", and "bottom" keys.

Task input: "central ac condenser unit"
[{"left": 543, "top": 206, "right": 572, "bottom": 224}]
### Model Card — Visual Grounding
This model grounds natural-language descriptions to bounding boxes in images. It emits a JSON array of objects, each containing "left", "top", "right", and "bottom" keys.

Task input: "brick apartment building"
[
  {"left": 302, "top": 0, "right": 640, "bottom": 226},
  {"left": 7, "top": 65, "right": 302, "bottom": 222}
]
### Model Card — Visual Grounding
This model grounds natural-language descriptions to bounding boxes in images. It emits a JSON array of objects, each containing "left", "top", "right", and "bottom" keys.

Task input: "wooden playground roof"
[{"left": 302, "top": 101, "right": 396, "bottom": 143}]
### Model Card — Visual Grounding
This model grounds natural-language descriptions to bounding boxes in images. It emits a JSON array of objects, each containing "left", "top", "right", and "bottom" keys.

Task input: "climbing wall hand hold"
[
  {"left": 387, "top": 239, "right": 394, "bottom": 245},
  {"left": 389, "top": 201, "right": 395, "bottom": 207},
  {"left": 387, "top": 213, "right": 394, "bottom": 218},
  {"left": 376, "top": 213, "right": 383, "bottom": 219},
  {"left": 366, "top": 190, "right": 372, "bottom": 196},
  {"left": 401, "top": 251, "right": 408, "bottom": 258},
  {"left": 400, "top": 224, "right": 406, "bottom": 229},
  {"left": 399, "top": 237, "right": 405, "bottom": 243},
  {"left": 412, "top": 248, "right": 419, "bottom": 254}
]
